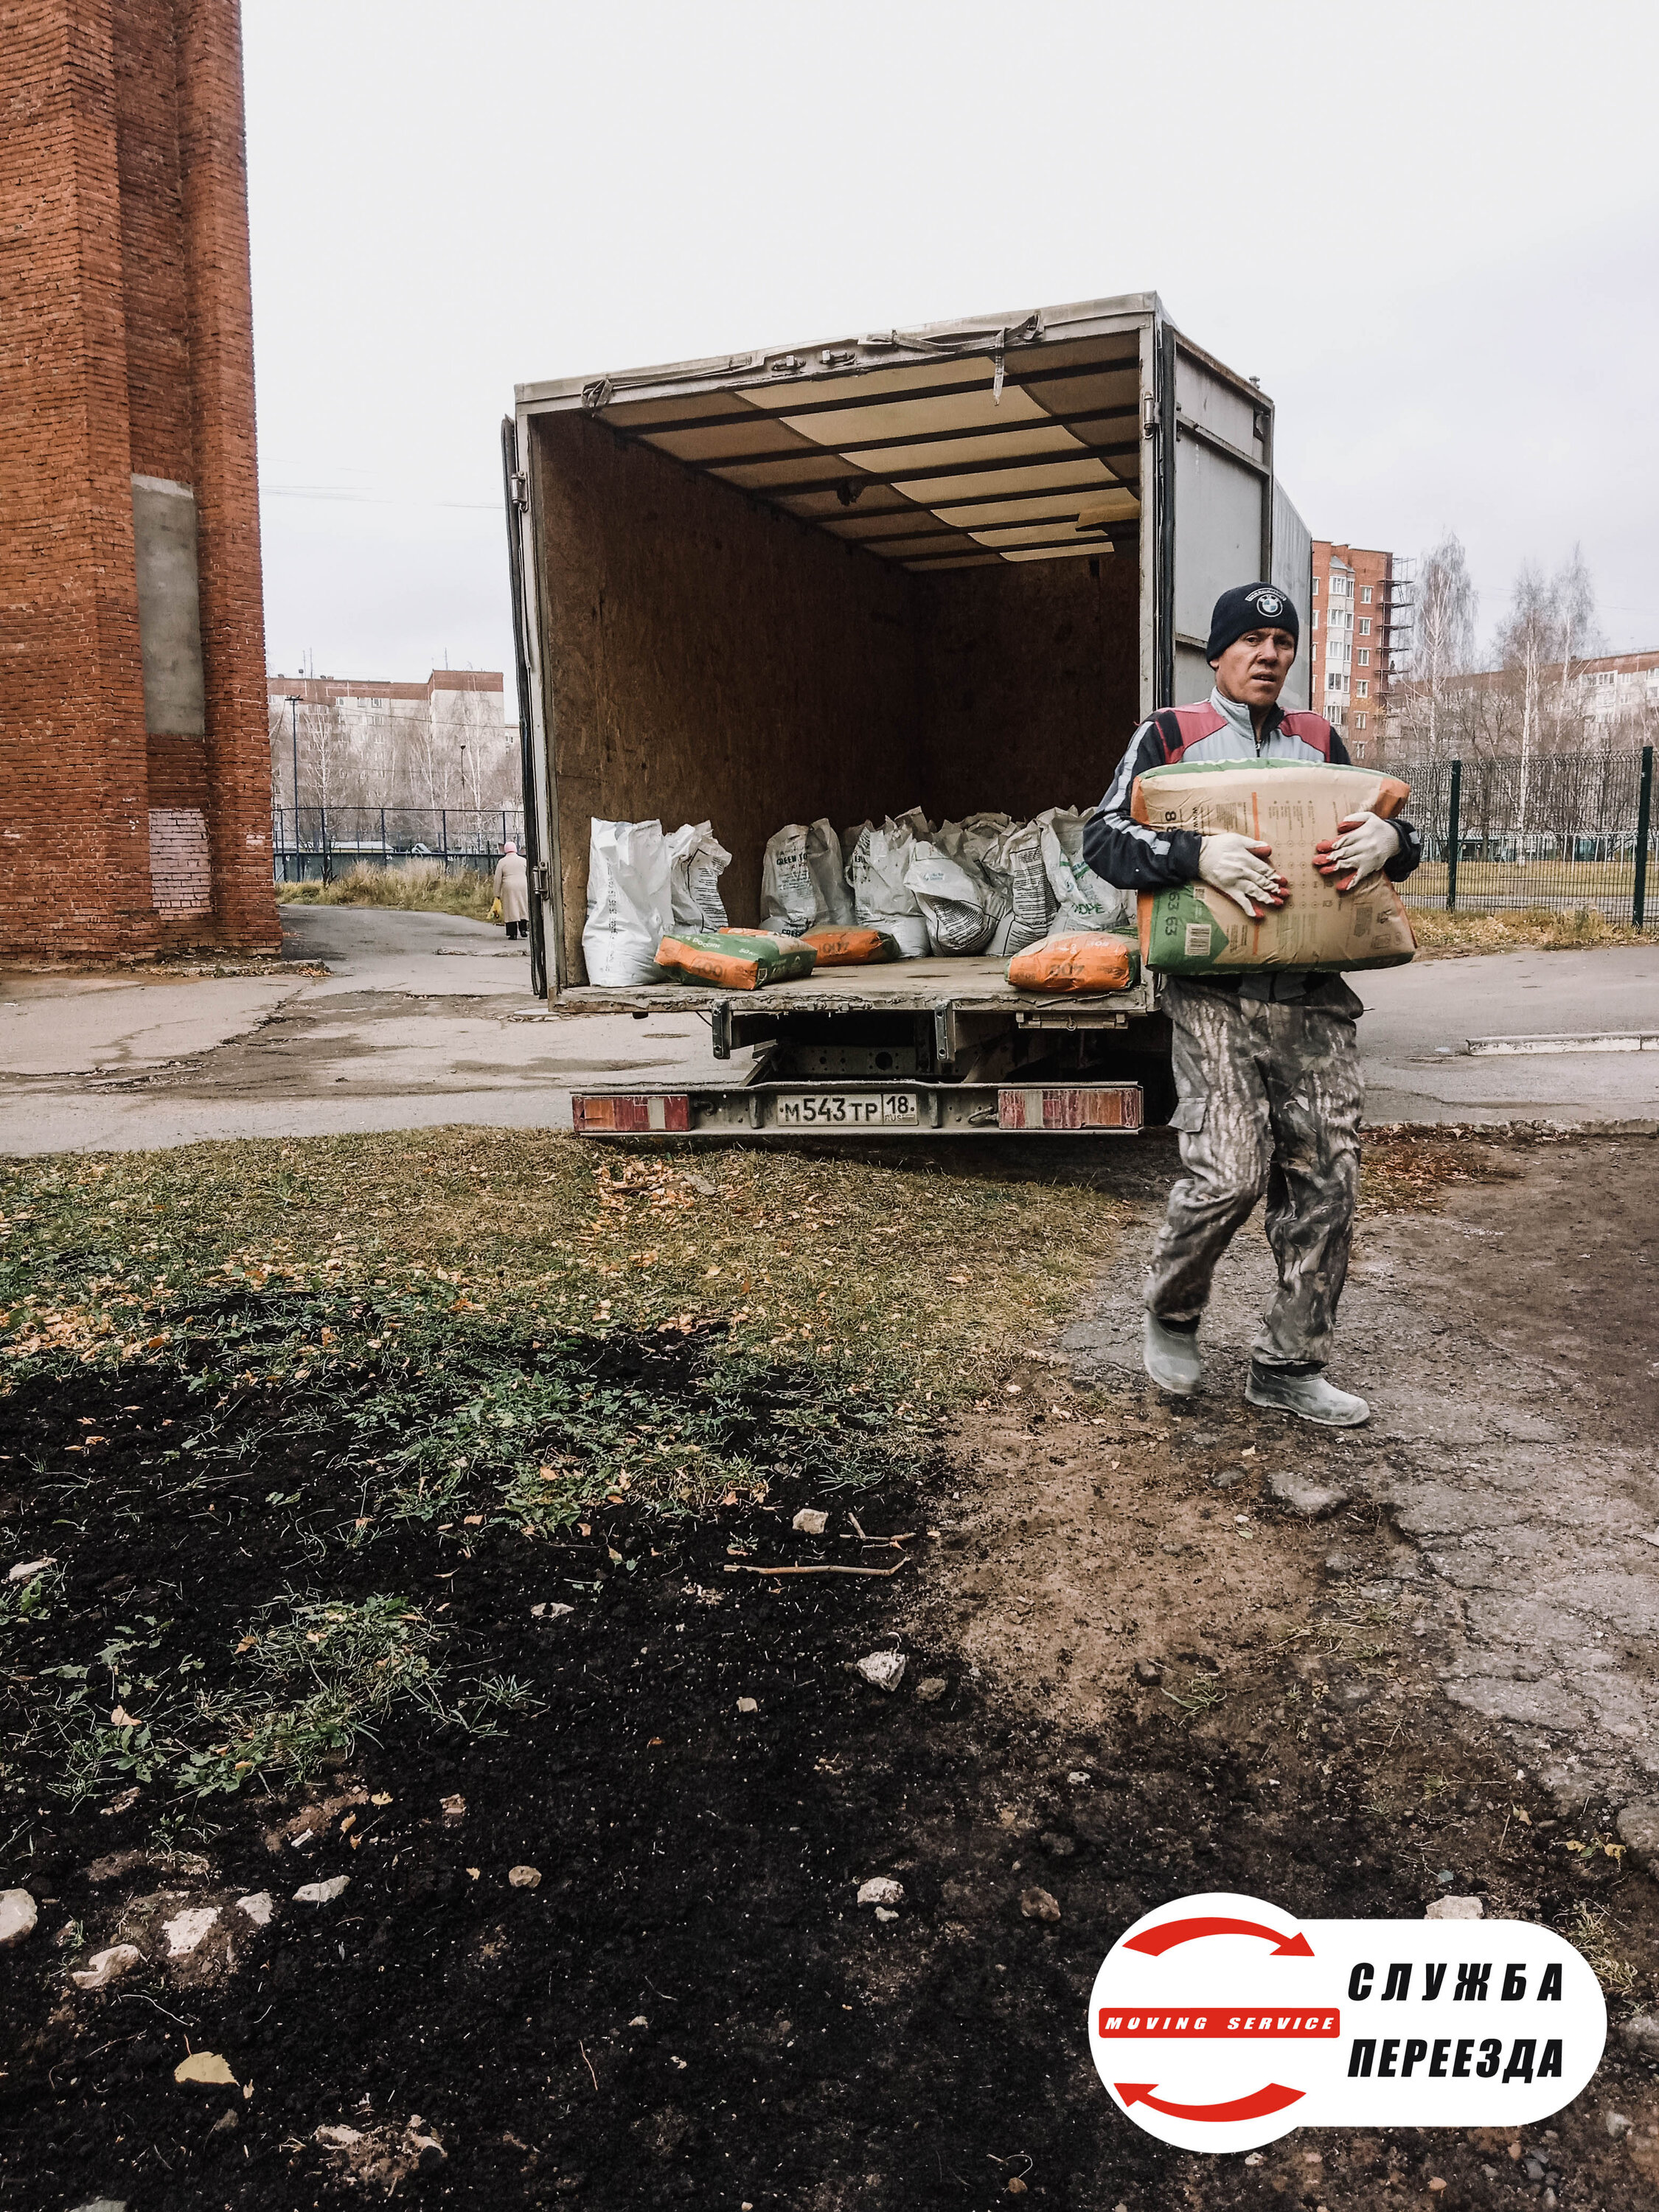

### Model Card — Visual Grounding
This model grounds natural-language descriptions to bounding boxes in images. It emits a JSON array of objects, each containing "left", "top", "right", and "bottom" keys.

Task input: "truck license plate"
[{"left": 775, "top": 1092, "right": 919, "bottom": 1127}]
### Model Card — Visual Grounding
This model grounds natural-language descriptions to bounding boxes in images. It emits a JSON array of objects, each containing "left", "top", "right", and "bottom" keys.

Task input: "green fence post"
[
  {"left": 1445, "top": 759, "right": 1462, "bottom": 911},
  {"left": 1635, "top": 745, "right": 1654, "bottom": 929}
]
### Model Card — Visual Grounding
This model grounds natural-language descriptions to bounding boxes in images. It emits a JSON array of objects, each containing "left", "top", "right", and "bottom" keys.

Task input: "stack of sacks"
[
  {"left": 750, "top": 803, "right": 1138, "bottom": 969},
  {"left": 846, "top": 810, "right": 934, "bottom": 959},
  {"left": 583, "top": 818, "right": 738, "bottom": 984}
]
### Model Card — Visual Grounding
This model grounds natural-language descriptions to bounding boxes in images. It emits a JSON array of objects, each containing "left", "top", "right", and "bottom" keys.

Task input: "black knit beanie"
[{"left": 1206, "top": 582, "right": 1300, "bottom": 663}]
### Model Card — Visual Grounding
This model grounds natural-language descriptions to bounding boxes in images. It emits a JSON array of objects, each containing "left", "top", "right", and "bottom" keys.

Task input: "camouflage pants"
[{"left": 1145, "top": 978, "right": 1364, "bottom": 1371}]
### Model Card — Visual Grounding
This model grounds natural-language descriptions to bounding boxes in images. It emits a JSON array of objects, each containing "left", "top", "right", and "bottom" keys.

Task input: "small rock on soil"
[
  {"left": 0, "top": 1889, "right": 38, "bottom": 1945},
  {"left": 1267, "top": 1470, "right": 1352, "bottom": 1519},
  {"left": 855, "top": 1652, "right": 906, "bottom": 1692}
]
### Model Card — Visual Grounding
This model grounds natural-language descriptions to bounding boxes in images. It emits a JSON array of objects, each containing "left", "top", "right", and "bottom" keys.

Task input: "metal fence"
[
  {"left": 1378, "top": 745, "right": 1655, "bottom": 923},
  {"left": 272, "top": 806, "right": 526, "bottom": 886}
]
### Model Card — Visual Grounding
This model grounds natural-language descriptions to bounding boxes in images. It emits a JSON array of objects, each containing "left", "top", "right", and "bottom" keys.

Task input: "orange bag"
[
  {"left": 657, "top": 930, "right": 815, "bottom": 990},
  {"left": 799, "top": 928, "right": 900, "bottom": 966},
  {"left": 1006, "top": 932, "right": 1138, "bottom": 995}
]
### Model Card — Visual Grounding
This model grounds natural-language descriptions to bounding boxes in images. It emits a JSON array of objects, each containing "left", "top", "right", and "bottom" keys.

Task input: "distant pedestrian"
[{"left": 494, "top": 840, "right": 530, "bottom": 946}]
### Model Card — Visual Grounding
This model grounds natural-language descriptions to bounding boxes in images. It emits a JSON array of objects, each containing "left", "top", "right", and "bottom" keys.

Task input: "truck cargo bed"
[{"left": 557, "top": 954, "right": 1153, "bottom": 1020}]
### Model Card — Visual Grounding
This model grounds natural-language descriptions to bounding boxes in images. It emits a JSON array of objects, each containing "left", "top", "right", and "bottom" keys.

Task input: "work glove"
[
  {"left": 1197, "top": 832, "right": 1287, "bottom": 920},
  {"left": 1314, "top": 811, "right": 1401, "bottom": 891}
]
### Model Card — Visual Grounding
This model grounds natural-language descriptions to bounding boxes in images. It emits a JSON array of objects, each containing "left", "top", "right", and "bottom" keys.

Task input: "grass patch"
[
  {"left": 1161, "top": 1672, "right": 1225, "bottom": 1725},
  {"left": 0, "top": 1133, "right": 1126, "bottom": 1419},
  {"left": 275, "top": 858, "right": 498, "bottom": 921},
  {"left": 1561, "top": 1899, "right": 1639, "bottom": 2001},
  {"left": 16, "top": 1585, "right": 535, "bottom": 1810},
  {"left": 1407, "top": 904, "right": 1651, "bottom": 959}
]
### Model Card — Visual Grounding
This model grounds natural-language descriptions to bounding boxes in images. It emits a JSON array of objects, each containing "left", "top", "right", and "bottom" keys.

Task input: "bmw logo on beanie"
[{"left": 1206, "top": 582, "right": 1301, "bottom": 663}]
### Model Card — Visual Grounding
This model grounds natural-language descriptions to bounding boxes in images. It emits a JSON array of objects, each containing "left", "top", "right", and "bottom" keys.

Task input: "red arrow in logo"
[
  {"left": 1115, "top": 2081, "right": 1304, "bottom": 2123},
  {"left": 1124, "top": 1916, "right": 1313, "bottom": 1958}
]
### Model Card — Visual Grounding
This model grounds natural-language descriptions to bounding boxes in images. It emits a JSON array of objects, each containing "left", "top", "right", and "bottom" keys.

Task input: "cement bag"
[
  {"left": 582, "top": 818, "right": 671, "bottom": 986},
  {"left": 848, "top": 819, "right": 931, "bottom": 959},
  {"left": 1131, "top": 757, "right": 1417, "bottom": 975},
  {"left": 658, "top": 930, "right": 817, "bottom": 990},
  {"left": 903, "top": 838, "right": 1005, "bottom": 956},
  {"left": 761, "top": 819, "right": 855, "bottom": 935},
  {"left": 1037, "top": 807, "right": 1135, "bottom": 936},
  {"left": 1007, "top": 932, "right": 1139, "bottom": 995},
  {"left": 667, "top": 821, "right": 731, "bottom": 932},
  {"left": 937, "top": 812, "right": 1013, "bottom": 877},
  {"left": 802, "top": 928, "right": 901, "bottom": 966},
  {"left": 980, "top": 819, "right": 1054, "bottom": 958}
]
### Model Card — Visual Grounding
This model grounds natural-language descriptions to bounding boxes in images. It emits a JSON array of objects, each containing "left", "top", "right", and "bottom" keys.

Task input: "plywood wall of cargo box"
[
  {"left": 532, "top": 413, "right": 924, "bottom": 978},
  {"left": 530, "top": 414, "right": 1142, "bottom": 983},
  {"left": 914, "top": 552, "right": 1138, "bottom": 824}
]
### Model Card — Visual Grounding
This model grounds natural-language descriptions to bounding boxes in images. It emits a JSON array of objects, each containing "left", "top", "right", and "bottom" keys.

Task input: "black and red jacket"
[{"left": 1081, "top": 692, "right": 1422, "bottom": 891}]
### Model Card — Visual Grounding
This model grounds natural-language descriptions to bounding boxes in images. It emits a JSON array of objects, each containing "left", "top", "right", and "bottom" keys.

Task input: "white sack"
[
  {"left": 936, "top": 812, "right": 1013, "bottom": 877},
  {"left": 848, "top": 818, "right": 931, "bottom": 959},
  {"left": 667, "top": 821, "right": 732, "bottom": 931},
  {"left": 582, "top": 818, "right": 671, "bottom": 985},
  {"left": 761, "top": 819, "right": 854, "bottom": 934},
  {"left": 903, "top": 838, "right": 1007, "bottom": 956},
  {"left": 1036, "top": 807, "right": 1135, "bottom": 935},
  {"left": 980, "top": 819, "right": 1054, "bottom": 956}
]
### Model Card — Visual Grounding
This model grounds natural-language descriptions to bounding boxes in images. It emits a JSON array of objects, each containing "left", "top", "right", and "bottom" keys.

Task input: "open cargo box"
[{"left": 503, "top": 293, "right": 1312, "bottom": 1132}]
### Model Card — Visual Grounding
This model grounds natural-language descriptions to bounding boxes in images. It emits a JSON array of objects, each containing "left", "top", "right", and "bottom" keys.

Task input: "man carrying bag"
[{"left": 1083, "top": 584, "right": 1421, "bottom": 1427}]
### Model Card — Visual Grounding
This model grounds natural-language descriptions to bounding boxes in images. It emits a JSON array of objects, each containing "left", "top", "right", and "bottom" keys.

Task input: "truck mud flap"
[{"left": 571, "top": 1082, "right": 1142, "bottom": 1138}]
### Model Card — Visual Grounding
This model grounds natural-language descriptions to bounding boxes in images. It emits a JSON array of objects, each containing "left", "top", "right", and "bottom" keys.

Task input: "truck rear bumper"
[{"left": 571, "top": 1081, "right": 1142, "bottom": 1138}]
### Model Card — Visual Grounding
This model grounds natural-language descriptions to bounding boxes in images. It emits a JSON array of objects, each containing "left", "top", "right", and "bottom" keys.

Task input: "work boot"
[
  {"left": 1143, "top": 1313, "right": 1203, "bottom": 1397},
  {"left": 1245, "top": 1365, "right": 1369, "bottom": 1427}
]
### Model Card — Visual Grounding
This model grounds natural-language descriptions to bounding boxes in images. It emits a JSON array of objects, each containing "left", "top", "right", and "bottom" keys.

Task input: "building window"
[
  {"left": 1357, "top": 649, "right": 1370, "bottom": 667},
  {"left": 1312, "top": 610, "right": 1319, "bottom": 630},
  {"left": 1357, "top": 680, "right": 1369, "bottom": 698},
  {"left": 1358, "top": 617, "right": 1371, "bottom": 636},
  {"left": 1312, "top": 578, "right": 1319, "bottom": 595},
  {"left": 1361, "top": 586, "right": 1373, "bottom": 603},
  {"left": 1355, "top": 713, "right": 1367, "bottom": 731}
]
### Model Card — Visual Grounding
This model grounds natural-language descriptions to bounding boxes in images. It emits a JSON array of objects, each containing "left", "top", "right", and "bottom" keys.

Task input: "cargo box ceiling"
[{"left": 518, "top": 314, "right": 1144, "bottom": 570}]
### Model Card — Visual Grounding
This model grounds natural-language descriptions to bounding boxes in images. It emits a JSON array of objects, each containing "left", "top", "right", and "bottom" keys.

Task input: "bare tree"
[
  {"left": 1408, "top": 532, "right": 1478, "bottom": 759},
  {"left": 1494, "top": 562, "right": 1556, "bottom": 838}
]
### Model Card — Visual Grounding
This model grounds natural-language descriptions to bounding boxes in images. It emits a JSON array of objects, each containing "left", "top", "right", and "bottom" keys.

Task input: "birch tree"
[{"left": 1409, "top": 532, "right": 1478, "bottom": 759}]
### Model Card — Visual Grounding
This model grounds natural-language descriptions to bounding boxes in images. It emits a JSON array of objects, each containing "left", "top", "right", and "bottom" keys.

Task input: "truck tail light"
[
  {"left": 998, "top": 1085, "right": 1141, "bottom": 1132},
  {"left": 571, "top": 1093, "right": 691, "bottom": 1135}
]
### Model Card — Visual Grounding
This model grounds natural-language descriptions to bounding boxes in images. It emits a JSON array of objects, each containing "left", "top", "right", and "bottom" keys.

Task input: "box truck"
[{"left": 502, "top": 292, "right": 1312, "bottom": 1137}]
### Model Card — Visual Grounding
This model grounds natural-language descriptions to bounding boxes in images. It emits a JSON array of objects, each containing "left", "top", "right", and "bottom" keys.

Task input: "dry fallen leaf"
[{"left": 175, "top": 2051, "right": 237, "bottom": 2087}]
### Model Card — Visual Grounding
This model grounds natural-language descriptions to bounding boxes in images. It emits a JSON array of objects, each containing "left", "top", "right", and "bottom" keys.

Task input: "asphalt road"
[{"left": 0, "top": 906, "right": 1654, "bottom": 1154}]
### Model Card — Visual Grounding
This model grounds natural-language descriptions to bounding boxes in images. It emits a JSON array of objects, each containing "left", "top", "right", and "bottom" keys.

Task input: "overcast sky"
[{"left": 244, "top": 0, "right": 1659, "bottom": 699}]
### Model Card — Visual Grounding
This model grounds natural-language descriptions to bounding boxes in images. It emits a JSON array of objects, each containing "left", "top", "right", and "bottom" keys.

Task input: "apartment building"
[
  {"left": 1573, "top": 648, "right": 1659, "bottom": 731},
  {"left": 1309, "top": 541, "right": 1411, "bottom": 758}
]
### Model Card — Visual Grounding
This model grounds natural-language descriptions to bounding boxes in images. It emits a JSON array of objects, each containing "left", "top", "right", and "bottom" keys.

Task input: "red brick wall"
[
  {"left": 0, "top": 0, "right": 279, "bottom": 959},
  {"left": 176, "top": 0, "right": 277, "bottom": 951}
]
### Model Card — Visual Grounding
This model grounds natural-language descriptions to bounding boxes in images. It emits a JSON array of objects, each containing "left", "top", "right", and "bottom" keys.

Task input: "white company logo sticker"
[{"left": 1088, "top": 1891, "right": 1606, "bottom": 2154}]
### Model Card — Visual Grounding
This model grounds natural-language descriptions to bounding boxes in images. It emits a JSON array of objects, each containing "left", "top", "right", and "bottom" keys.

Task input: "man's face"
[{"left": 1211, "top": 626, "right": 1298, "bottom": 706}]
